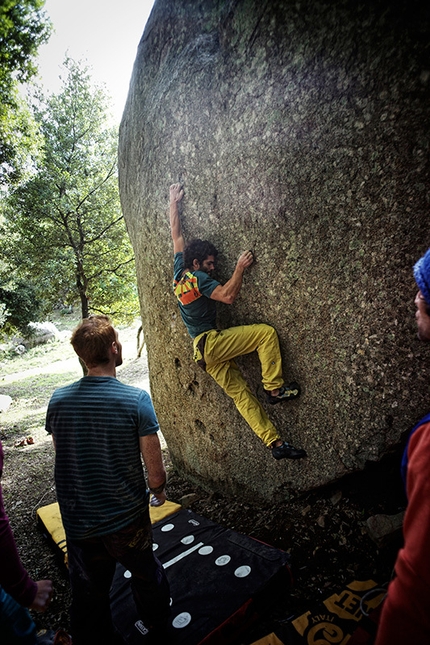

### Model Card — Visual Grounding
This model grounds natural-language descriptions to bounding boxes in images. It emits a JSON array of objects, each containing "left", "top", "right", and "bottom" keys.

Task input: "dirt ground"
[{"left": 0, "top": 322, "right": 406, "bottom": 642}]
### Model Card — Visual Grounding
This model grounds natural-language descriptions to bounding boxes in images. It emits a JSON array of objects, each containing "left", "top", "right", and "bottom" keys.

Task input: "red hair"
[{"left": 70, "top": 315, "right": 116, "bottom": 368}]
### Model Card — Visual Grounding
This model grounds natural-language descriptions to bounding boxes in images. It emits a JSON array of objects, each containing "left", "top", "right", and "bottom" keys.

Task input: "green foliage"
[
  {"left": 0, "top": 280, "right": 41, "bottom": 334},
  {"left": 1, "top": 58, "right": 139, "bottom": 326},
  {"left": 0, "top": 88, "right": 43, "bottom": 184},
  {"left": 0, "top": 0, "right": 51, "bottom": 183},
  {"left": 0, "top": 0, "right": 50, "bottom": 88}
]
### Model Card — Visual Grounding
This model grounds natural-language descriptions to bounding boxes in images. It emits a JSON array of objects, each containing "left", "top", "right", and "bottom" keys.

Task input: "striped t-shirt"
[{"left": 45, "top": 376, "right": 159, "bottom": 540}]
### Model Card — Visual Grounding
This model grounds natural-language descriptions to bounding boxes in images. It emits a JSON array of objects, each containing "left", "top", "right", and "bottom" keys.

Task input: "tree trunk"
[
  {"left": 77, "top": 272, "right": 89, "bottom": 376},
  {"left": 79, "top": 290, "right": 89, "bottom": 320}
]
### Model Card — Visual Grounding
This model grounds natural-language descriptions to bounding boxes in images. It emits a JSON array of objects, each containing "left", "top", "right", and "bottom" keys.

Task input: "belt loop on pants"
[{"left": 193, "top": 332, "right": 209, "bottom": 371}]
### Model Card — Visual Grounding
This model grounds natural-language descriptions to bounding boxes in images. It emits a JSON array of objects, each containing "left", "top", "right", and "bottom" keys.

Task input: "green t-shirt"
[{"left": 173, "top": 252, "right": 220, "bottom": 338}]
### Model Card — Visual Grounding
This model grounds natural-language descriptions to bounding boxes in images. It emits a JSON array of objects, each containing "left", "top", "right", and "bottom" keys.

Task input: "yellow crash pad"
[{"left": 36, "top": 500, "right": 182, "bottom": 566}]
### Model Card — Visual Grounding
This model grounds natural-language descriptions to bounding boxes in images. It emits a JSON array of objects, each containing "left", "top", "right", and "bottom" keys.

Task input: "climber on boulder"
[{"left": 169, "top": 183, "right": 306, "bottom": 461}]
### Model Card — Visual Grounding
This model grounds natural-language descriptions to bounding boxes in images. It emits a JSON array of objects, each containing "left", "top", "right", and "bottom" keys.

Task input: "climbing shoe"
[
  {"left": 266, "top": 381, "right": 301, "bottom": 404},
  {"left": 272, "top": 441, "right": 307, "bottom": 460}
]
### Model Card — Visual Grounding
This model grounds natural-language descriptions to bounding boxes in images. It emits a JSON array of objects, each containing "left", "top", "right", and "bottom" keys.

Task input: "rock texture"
[
  {"left": 366, "top": 512, "right": 405, "bottom": 547},
  {"left": 119, "top": 0, "right": 430, "bottom": 501}
]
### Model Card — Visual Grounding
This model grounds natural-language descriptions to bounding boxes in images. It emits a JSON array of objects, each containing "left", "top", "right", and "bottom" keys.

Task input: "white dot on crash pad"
[
  {"left": 181, "top": 535, "right": 194, "bottom": 545},
  {"left": 152, "top": 543, "right": 158, "bottom": 551},
  {"left": 172, "top": 612, "right": 191, "bottom": 628},
  {"left": 123, "top": 570, "right": 132, "bottom": 578},
  {"left": 215, "top": 555, "right": 231, "bottom": 566},
  {"left": 161, "top": 524, "right": 175, "bottom": 532},
  {"left": 198, "top": 546, "right": 213, "bottom": 555},
  {"left": 235, "top": 565, "right": 251, "bottom": 578}
]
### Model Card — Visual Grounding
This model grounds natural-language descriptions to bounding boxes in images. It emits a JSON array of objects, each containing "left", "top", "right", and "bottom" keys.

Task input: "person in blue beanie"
[
  {"left": 375, "top": 247, "right": 430, "bottom": 645},
  {"left": 413, "top": 248, "right": 430, "bottom": 342}
]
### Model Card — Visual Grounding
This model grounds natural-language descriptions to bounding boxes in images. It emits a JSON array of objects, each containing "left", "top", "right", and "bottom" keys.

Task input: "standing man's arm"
[
  {"left": 210, "top": 250, "right": 254, "bottom": 304},
  {"left": 169, "top": 183, "right": 185, "bottom": 254},
  {"left": 140, "top": 434, "right": 167, "bottom": 506}
]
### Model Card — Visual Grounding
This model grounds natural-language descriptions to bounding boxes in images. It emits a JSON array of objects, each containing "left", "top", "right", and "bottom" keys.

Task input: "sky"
[{"left": 35, "top": 0, "right": 156, "bottom": 123}]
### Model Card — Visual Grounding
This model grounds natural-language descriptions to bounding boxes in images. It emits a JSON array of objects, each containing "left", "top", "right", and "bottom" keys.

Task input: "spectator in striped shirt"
[{"left": 46, "top": 315, "right": 170, "bottom": 645}]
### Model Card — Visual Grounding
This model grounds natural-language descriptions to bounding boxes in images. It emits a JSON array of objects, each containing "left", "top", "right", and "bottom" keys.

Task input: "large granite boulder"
[{"left": 119, "top": 0, "right": 430, "bottom": 502}]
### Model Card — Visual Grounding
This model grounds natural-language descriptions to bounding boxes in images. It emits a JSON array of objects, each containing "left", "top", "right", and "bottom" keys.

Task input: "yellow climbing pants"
[{"left": 193, "top": 324, "right": 284, "bottom": 447}]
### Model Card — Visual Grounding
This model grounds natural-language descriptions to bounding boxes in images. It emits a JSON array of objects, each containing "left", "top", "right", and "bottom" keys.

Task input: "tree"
[
  {"left": 0, "top": 281, "right": 41, "bottom": 336},
  {"left": 1, "top": 58, "right": 139, "bottom": 324},
  {"left": 0, "top": 0, "right": 51, "bottom": 183}
]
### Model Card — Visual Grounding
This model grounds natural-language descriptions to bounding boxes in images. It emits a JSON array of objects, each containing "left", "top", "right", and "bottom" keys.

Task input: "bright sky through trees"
[{"left": 36, "top": 0, "right": 155, "bottom": 123}]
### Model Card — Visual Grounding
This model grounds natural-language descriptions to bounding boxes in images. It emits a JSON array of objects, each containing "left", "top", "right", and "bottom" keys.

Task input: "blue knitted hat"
[{"left": 414, "top": 248, "right": 430, "bottom": 306}]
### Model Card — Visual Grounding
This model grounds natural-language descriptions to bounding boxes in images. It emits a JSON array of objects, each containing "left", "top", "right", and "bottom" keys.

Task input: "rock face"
[{"left": 119, "top": 0, "right": 430, "bottom": 502}]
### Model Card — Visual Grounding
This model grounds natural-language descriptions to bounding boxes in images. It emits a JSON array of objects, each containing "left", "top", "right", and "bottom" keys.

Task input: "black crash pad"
[{"left": 110, "top": 509, "right": 292, "bottom": 645}]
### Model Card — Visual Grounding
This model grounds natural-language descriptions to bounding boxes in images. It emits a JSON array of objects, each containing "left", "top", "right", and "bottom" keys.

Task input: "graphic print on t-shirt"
[{"left": 173, "top": 272, "right": 202, "bottom": 306}]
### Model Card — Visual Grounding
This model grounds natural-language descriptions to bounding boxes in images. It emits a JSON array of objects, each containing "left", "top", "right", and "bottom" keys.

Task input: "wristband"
[{"left": 149, "top": 481, "right": 166, "bottom": 495}]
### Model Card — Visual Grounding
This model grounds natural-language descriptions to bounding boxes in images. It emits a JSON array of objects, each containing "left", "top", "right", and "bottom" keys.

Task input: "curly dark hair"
[{"left": 183, "top": 239, "right": 218, "bottom": 270}]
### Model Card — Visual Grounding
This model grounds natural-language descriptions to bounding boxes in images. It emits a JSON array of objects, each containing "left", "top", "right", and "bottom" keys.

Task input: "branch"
[
  {"left": 75, "top": 161, "right": 116, "bottom": 212},
  {"left": 87, "top": 257, "right": 135, "bottom": 282},
  {"left": 83, "top": 215, "right": 124, "bottom": 245}
]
